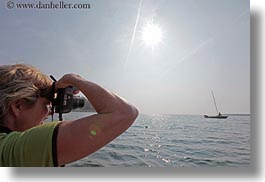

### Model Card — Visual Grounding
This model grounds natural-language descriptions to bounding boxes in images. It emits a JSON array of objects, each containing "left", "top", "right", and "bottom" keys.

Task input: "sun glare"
[{"left": 141, "top": 23, "right": 163, "bottom": 48}]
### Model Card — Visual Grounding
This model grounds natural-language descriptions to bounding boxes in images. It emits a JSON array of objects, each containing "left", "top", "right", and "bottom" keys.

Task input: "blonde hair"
[{"left": 0, "top": 64, "right": 52, "bottom": 121}]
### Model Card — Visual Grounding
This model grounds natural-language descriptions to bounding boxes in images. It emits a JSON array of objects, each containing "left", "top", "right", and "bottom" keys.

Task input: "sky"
[{"left": 0, "top": 0, "right": 250, "bottom": 115}]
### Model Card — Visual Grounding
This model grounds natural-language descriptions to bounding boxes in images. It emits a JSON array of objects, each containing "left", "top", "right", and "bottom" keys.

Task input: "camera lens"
[{"left": 72, "top": 96, "right": 85, "bottom": 109}]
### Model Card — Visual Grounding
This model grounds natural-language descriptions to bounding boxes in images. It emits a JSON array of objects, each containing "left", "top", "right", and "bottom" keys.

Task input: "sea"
[{"left": 48, "top": 112, "right": 250, "bottom": 167}]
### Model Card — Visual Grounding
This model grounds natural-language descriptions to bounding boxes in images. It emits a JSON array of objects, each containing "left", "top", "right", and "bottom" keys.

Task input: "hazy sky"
[{"left": 0, "top": 0, "right": 249, "bottom": 115}]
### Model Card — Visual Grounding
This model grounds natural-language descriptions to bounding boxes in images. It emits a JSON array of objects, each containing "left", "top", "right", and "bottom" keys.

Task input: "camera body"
[
  {"left": 49, "top": 75, "right": 85, "bottom": 121},
  {"left": 54, "top": 86, "right": 82, "bottom": 113},
  {"left": 53, "top": 86, "right": 85, "bottom": 120}
]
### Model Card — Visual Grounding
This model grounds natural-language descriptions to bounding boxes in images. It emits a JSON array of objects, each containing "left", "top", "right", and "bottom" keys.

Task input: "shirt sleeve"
[{"left": 0, "top": 122, "right": 61, "bottom": 167}]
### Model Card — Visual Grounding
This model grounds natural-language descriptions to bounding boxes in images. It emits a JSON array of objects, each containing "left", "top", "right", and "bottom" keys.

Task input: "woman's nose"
[{"left": 46, "top": 105, "right": 53, "bottom": 115}]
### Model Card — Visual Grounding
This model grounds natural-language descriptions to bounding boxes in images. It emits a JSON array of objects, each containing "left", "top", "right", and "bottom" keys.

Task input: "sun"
[{"left": 141, "top": 23, "right": 163, "bottom": 48}]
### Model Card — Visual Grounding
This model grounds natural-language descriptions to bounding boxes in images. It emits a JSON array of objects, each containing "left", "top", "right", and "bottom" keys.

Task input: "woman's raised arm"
[{"left": 55, "top": 74, "right": 138, "bottom": 166}]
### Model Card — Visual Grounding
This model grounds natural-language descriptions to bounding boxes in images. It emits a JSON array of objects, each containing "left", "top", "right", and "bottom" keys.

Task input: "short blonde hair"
[{"left": 0, "top": 64, "right": 52, "bottom": 121}]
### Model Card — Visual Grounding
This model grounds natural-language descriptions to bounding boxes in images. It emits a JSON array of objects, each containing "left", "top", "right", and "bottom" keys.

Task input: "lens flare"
[{"left": 90, "top": 130, "right": 97, "bottom": 136}]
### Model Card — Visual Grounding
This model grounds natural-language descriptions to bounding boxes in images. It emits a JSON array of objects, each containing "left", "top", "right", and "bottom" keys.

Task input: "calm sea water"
[{"left": 50, "top": 113, "right": 250, "bottom": 167}]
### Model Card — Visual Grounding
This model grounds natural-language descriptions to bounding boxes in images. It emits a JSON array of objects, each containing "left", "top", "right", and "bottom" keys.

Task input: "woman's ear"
[{"left": 10, "top": 99, "right": 24, "bottom": 117}]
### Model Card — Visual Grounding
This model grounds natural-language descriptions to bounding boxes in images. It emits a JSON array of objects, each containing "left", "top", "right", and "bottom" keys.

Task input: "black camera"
[
  {"left": 54, "top": 86, "right": 85, "bottom": 112},
  {"left": 50, "top": 76, "right": 85, "bottom": 121}
]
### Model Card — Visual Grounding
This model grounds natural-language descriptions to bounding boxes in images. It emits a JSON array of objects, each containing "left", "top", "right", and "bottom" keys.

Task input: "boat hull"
[{"left": 204, "top": 115, "right": 228, "bottom": 119}]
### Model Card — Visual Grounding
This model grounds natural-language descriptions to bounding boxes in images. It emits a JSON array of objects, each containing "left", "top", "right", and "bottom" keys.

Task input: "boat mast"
[{"left": 211, "top": 90, "right": 219, "bottom": 115}]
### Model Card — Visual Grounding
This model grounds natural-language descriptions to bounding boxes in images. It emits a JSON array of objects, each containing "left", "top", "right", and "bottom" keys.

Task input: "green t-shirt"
[{"left": 0, "top": 122, "right": 61, "bottom": 167}]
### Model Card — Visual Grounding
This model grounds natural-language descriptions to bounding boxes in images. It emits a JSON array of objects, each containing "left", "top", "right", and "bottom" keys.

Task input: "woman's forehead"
[{"left": 38, "top": 97, "right": 51, "bottom": 104}]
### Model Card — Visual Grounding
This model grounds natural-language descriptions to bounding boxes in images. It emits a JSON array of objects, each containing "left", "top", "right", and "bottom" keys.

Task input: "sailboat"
[{"left": 204, "top": 90, "right": 228, "bottom": 119}]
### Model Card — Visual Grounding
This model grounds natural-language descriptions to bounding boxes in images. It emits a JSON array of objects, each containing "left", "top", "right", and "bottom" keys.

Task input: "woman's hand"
[{"left": 55, "top": 74, "right": 83, "bottom": 89}]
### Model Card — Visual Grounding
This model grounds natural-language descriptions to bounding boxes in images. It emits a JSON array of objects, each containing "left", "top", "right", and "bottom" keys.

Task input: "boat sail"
[{"left": 204, "top": 90, "right": 228, "bottom": 119}]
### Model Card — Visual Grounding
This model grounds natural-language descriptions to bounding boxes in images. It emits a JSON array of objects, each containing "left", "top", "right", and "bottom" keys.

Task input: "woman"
[{"left": 0, "top": 64, "right": 138, "bottom": 167}]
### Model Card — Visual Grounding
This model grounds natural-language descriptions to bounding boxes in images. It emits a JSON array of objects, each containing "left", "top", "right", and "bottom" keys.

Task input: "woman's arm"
[{"left": 55, "top": 74, "right": 138, "bottom": 166}]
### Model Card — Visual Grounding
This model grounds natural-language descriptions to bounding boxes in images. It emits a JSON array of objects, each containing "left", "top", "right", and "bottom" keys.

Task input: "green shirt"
[{"left": 0, "top": 122, "right": 61, "bottom": 167}]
